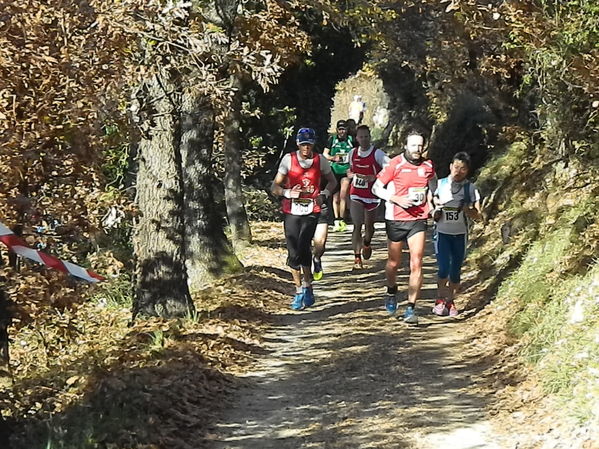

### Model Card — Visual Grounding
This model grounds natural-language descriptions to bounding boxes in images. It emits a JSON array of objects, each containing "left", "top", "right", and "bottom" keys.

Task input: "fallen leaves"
[{"left": 1, "top": 237, "right": 291, "bottom": 448}]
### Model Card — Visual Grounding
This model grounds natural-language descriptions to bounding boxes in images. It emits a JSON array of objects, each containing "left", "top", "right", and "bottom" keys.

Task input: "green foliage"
[
  {"left": 237, "top": 103, "right": 297, "bottom": 184},
  {"left": 476, "top": 139, "right": 529, "bottom": 198},
  {"left": 530, "top": 264, "right": 599, "bottom": 421},
  {"left": 239, "top": 22, "right": 365, "bottom": 188},
  {"left": 148, "top": 329, "right": 166, "bottom": 353},
  {"left": 90, "top": 273, "right": 133, "bottom": 308},
  {"left": 502, "top": 228, "right": 573, "bottom": 337},
  {"left": 502, "top": 0, "right": 599, "bottom": 157},
  {"left": 243, "top": 187, "right": 281, "bottom": 222},
  {"left": 101, "top": 123, "right": 131, "bottom": 190}
]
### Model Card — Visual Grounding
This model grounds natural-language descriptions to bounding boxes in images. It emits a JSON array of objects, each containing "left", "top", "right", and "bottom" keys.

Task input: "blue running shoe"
[
  {"left": 403, "top": 306, "right": 418, "bottom": 324},
  {"left": 302, "top": 286, "right": 315, "bottom": 308},
  {"left": 385, "top": 294, "right": 397, "bottom": 315},
  {"left": 291, "top": 292, "right": 304, "bottom": 311}
]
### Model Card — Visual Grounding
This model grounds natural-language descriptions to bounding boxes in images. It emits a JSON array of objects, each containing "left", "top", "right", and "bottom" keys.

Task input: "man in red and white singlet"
[
  {"left": 272, "top": 128, "right": 337, "bottom": 311},
  {"left": 347, "top": 125, "right": 389, "bottom": 269},
  {"left": 372, "top": 130, "right": 437, "bottom": 324}
]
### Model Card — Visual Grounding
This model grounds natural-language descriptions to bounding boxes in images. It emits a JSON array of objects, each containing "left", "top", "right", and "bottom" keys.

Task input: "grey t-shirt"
[
  {"left": 435, "top": 177, "right": 481, "bottom": 235},
  {"left": 278, "top": 151, "right": 332, "bottom": 175}
]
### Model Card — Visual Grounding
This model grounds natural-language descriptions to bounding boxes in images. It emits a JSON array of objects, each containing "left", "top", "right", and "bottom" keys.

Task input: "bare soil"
[{"left": 206, "top": 224, "right": 511, "bottom": 448}]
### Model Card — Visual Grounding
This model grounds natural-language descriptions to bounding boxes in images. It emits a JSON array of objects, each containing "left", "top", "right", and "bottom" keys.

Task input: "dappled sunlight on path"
[{"left": 207, "top": 223, "right": 506, "bottom": 448}]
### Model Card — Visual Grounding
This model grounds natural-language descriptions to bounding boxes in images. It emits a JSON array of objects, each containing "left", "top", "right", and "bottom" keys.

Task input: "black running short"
[
  {"left": 333, "top": 172, "right": 347, "bottom": 194},
  {"left": 317, "top": 203, "right": 331, "bottom": 225},
  {"left": 385, "top": 219, "right": 427, "bottom": 242},
  {"left": 284, "top": 213, "right": 319, "bottom": 269}
]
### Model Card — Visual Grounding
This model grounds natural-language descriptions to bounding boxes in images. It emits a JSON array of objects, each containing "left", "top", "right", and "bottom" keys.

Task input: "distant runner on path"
[
  {"left": 347, "top": 125, "right": 389, "bottom": 270},
  {"left": 345, "top": 118, "right": 358, "bottom": 145},
  {"left": 372, "top": 130, "right": 436, "bottom": 324},
  {"left": 348, "top": 95, "right": 366, "bottom": 125},
  {"left": 271, "top": 128, "right": 337, "bottom": 310},
  {"left": 323, "top": 119, "right": 354, "bottom": 233},
  {"left": 432, "top": 152, "right": 481, "bottom": 317}
]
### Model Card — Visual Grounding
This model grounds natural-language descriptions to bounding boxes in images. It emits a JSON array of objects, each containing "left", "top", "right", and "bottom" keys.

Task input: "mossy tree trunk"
[
  {"left": 132, "top": 70, "right": 194, "bottom": 318},
  {"left": 223, "top": 74, "right": 252, "bottom": 248},
  {"left": 179, "top": 87, "right": 241, "bottom": 292}
]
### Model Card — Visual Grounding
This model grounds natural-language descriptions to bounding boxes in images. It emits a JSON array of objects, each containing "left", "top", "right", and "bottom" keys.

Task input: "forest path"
[{"left": 206, "top": 223, "right": 507, "bottom": 449}]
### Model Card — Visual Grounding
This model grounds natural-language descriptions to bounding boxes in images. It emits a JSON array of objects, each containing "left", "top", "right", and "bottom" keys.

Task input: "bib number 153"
[{"left": 443, "top": 207, "right": 460, "bottom": 221}]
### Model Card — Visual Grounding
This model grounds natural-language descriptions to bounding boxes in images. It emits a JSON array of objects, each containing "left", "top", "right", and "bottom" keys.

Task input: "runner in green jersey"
[{"left": 323, "top": 120, "right": 354, "bottom": 232}]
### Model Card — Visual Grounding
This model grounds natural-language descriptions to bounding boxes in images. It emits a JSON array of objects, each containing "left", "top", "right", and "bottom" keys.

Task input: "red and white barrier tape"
[{"left": 0, "top": 222, "right": 104, "bottom": 283}]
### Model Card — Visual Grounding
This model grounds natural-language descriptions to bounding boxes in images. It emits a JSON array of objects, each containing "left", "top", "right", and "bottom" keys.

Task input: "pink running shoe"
[
  {"left": 432, "top": 299, "right": 448, "bottom": 316},
  {"left": 448, "top": 302, "right": 458, "bottom": 317}
]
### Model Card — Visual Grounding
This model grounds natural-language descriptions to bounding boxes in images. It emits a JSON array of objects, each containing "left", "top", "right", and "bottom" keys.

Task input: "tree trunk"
[
  {"left": 223, "top": 74, "right": 252, "bottom": 247},
  {"left": 179, "top": 87, "right": 241, "bottom": 291},
  {"left": 0, "top": 287, "right": 11, "bottom": 366},
  {"left": 132, "top": 71, "right": 194, "bottom": 318}
]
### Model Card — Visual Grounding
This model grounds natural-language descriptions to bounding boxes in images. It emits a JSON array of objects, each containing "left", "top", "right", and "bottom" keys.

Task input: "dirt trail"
[{"left": 207, "top": 224, "right": 507, "bottom": 449}]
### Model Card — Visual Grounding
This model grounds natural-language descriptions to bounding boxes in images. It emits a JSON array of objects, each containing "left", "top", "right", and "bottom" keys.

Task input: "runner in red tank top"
[
  {"left": 347, "top": 125, "right": 389, "bottom": 270},
  {"left": 372, "top": 130, "right": 437, "bottom": 324},
  {"left": 271, "top": 128, "right": 337, "bottom": 311}
]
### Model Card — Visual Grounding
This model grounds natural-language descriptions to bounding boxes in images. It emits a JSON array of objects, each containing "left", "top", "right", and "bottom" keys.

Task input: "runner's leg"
[
  {"left": 350, "top": 199, "right": 365, "bottom": 258},
  {"left": 406, "top": 229, "right": 426, "bottom": 306},
  {"left": 284, "top": 214, "right": 306, "bottom": 309},
  {"left": 448, "top": 234, "right": 467, "bottom": 302},
  {"left": 313, "top": 222, "right": 328, "bottom": 260},
  {"left": 284, "top": 214, "right": 302, "bottom": 289},
  {"left": 332, "top": 192, "right": 340, "bottom": 224},
  {"left": 296, "top": 214, "right": 318, "bottom": 306},
  {"left": 339, "top": 177, "right": 350, "bottom": 223},
  {"left": 386, "top": 239, "right": 403, "bottom": 289},
  {"left": 363, "top": 206, "right": 377, "bottom": 245},
  {"left": 298, "top": 214, "right": 318, "bottom": 282},
  {"left": 312, "top": 219, "right": 328, "bottom": 280},
  {"left": 436, "top": 232, "right": 451, "bottom": 299}
]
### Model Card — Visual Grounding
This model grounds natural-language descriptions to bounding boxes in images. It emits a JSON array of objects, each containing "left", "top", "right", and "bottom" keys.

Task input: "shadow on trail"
[{"left": 208, "top": 229, "right": 498, "bottom": 448}]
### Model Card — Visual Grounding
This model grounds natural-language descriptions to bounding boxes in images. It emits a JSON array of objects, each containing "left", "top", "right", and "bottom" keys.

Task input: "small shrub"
[
  {"left": 243, "top": 187, "right": 282, "bottom": 222},
  {"left": 89, "top": 273, "right": 133, "bottom": 308}
]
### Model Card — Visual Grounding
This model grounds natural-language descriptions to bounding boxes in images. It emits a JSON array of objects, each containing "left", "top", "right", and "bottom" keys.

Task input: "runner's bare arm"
[
  {"left": 323, "top": 147, "right": 338, "bottom": 162},
  {"left": 372, "top": 179, "right": 414, "bottom": 209},
  {"left": 346, "top": 149, "right": 355, "bottom": 178},
  {"left": 375, "top": 149, "right": 390, "bottom": 169},
  {"left": 465, "top": 200, "right": 482, "bottom": 220},
  {"left": 427, "top": 176, "right": 438, "bottom": 212},
  {"left": 271, "top": 173, "right": 300, "bottom": 198},
  {"left": 371, "top": 180, "right": 388, "bottom": 200},
  {"left": 323, "top": 170, "right": 337, "bottom": 197},
  {"left": 316, "top": 171, "right": 337, "bottom": 206}
]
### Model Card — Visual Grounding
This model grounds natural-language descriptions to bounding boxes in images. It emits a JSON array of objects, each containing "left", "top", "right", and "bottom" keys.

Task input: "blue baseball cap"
[{"left": 296, "top": 127, "right": 316, "bottom": 145}]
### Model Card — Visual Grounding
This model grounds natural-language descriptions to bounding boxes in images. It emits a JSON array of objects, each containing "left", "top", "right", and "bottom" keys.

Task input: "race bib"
[
  {"left": 337, "top": 152, "right": 349, "bottom": 164},
  {"left": 408, "top": 187, "right": 427, "bottom": 206},
  {"left": 352, "top": 174, "right": 368, "bottom": 189},
  {"left": 443, "top": 207, "right": 461, "bottom": 221},
  {"left": 290, "top": 198, "right": 314, "bottom": 216}
]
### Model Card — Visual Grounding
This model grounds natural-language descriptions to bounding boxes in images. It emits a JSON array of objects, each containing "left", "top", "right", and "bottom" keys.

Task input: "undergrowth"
[
  {"left": 473, "top": 136, "right": 599, "bottom": 425},
  {"left": 1, "top": 264, "right": 289, "bottom": 449}
]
